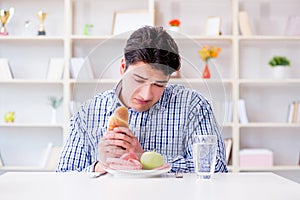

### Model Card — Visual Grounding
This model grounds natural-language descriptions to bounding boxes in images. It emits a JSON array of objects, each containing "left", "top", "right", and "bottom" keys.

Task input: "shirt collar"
[{"left": 107, "top": 80, "right": 124, "bottom": 113}]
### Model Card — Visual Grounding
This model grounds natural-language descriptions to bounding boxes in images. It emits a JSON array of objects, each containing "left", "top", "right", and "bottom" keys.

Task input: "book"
[
  {"left": 47, "top": 58, "right": 65, "bottom": 80},
  {"left": 0, "top": 151, "right": 4, "bottom": 167},
  {"left": 0, "top": 58, "right": 14, "bottom": 80},
  {"left": 45, "top": 146, "right": 62, "bottom": 170},
  {"left": 70, "top": 57, "right": 94, "bottom": 80},
  {"left": 224, "top": 138, "right": 233, "bottom": 164},
  {"left": 238, "top": 11, "right": 253, "bottom": 36},
  {"left": 40, "top": 143, "right": 63, "bottom": 170},
  {"left": 298, "top": 103, "right": 300, "bottom": 123},
  {"left": 285, "top": 15, "right": 300, "bottom": 36},
  {"left": 238, "top": 99, "right": 249, "bottom": 124},
  {"left": 70, "top": 57, "right": 84, "bottom": 79},
  {"left": 292, "top": 101, "right": 299, "bottom": 123},
  {"left": 287, "top": 102, "right": 295, "bottom": 123},
  {"left": 40, "top": 142, "right": 53, "bottom": 168},
  {"left": 225, "top": 100, "right": 233, "bottom": 123}
]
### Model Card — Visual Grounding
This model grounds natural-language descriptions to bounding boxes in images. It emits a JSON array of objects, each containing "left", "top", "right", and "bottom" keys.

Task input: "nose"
[{"left": 139, "top": 83, "right": 153, "bottom": 100}]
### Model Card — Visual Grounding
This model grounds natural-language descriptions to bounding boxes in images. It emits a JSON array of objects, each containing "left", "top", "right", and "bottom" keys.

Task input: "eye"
[
  {"left": 154, "top": 83, "right": 165, "bottom": 88},
  {"left": 134, "top": 78, "right": 145, "bottom": 84}
]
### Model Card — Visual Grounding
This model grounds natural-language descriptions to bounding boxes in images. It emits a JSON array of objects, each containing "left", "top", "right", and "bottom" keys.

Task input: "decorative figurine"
[
  {"left": 37, "top": 11, "right": 47, "bottom": 35},
  {"left": 4, "top": 111, "right": 15, "bottom": 123},
  {"left": 0, "top": 7, "right": 14, "bottom": 36}
]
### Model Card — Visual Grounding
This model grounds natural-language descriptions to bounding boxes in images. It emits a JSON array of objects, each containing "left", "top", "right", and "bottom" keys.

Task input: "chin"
[{"left": 131, "top": 104, "right": 151, "bottom": 112}]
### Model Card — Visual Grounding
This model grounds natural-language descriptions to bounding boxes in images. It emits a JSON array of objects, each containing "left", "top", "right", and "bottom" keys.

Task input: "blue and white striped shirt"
[{"left": 56, "top": 83, "right": 228, "bottom": 173}]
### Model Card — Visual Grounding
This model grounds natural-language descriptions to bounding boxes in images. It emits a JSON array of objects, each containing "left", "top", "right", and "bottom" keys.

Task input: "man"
[{"left": 56, "top": 26, "right": 228, "bottom": 173}]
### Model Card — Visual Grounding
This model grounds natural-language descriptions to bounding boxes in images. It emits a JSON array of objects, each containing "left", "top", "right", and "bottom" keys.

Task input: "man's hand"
[
  {"left": 95, "top": 127, "right": 144, "bottom": 172},
  {"left": 105, "top": 127, "right": 144, "bottom": 157}
]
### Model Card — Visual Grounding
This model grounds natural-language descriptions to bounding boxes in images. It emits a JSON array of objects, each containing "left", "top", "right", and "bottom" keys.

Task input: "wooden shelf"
[
  {"left": 0, "top": 79, "right": 64, "bottom": 84},
  {"left": 238, "top": 123, "right": 300, "bottom": 128},
  {"left": 0, "top": 123, "right": 64, "bottom": 128}
]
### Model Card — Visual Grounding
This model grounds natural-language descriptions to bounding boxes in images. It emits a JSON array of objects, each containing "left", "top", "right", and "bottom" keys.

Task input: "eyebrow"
[{"left": 133, "top": 73, "right": 169, "bottom": 83}]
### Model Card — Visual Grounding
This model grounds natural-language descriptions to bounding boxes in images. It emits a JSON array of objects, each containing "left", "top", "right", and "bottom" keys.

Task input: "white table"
[{"left": 0, "top": 172, "right": 299, "bottom": 200}]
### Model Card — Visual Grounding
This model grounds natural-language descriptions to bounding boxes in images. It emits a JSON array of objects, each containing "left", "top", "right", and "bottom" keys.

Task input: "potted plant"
[{"left": 268, "top": 56, "right": 291, "bottom": 79}]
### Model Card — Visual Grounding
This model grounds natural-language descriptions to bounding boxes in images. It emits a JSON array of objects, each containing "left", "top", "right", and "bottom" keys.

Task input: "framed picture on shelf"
[
  {"left": 206, "top": 16, "right": 221, "bottom": 36},
  {"left": 112, "top": 9, "right": 154, "bottom": 35}
]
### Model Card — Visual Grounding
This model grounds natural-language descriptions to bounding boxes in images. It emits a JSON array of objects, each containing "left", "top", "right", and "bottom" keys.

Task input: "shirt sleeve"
[
  {"left": 56, "top": 102, "right": 95, "bottom": 172},
  {"left": 170, "top": 92, "right": 228, "bottom": 173}
]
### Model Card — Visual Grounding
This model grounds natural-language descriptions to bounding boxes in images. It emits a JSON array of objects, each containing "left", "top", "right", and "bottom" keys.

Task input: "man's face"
[{"left": 120, "top": 61, "right": 169, "bottom": 112}]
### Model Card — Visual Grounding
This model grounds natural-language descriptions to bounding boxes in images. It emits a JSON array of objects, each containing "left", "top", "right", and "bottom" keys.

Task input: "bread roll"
[{"left": 107, "top": 106, "right": 129, "bottom": 131}]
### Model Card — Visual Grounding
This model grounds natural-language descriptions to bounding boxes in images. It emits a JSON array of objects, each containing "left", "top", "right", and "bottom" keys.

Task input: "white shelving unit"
[{"left": 0, "top": 0, "right": 299, "bottom": 182}]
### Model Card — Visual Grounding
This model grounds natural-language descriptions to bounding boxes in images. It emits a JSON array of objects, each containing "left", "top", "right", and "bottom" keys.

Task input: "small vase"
[
  {"left": 272, "top": 66, "right": 291, "bottom": 79},
  {"left": 202, "top": 63, "right": 211, "bottom": 79},
  {"left": 51, "top": 108, "right": 57, "bottom": 124},
  {"left": 169, "top": 26, "right": 179, "bottom": 32}
]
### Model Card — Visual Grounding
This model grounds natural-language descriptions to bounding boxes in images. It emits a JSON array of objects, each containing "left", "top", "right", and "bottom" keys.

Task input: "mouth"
[{"left": 134, "top": 98, "right": 150, "bottom": 105}]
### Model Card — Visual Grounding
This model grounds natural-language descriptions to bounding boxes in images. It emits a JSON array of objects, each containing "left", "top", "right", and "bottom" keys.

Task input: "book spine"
[
  {"left": 238, "top": 99, "right": 249, "bottom": 124},
  {"left": 0, "top": 151, "right": 4, "bottom": 167},
  {"left": 0, "top": 58, "right": 14, "bottom": 80},
  {"left": 238, "top": 11, "right": 253, "bottom": 36},
  {"left": 287, "top": 102, "right": 294, "bottom": 123},
  {"left": 292, "top": 101, "right": 299, "bottom": 123}
]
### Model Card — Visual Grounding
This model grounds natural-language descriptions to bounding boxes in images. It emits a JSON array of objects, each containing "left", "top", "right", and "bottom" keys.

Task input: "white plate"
[{"left": 105, "top": 167, "right": 171, "bottom": 178}]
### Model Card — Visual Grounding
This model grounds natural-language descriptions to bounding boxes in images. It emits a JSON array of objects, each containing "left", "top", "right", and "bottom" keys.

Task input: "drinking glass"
[{"left": 192, "top": 134, "right": 217, "bottom": 180}]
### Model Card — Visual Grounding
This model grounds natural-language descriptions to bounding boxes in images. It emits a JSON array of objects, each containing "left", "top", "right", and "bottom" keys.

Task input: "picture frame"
[
  {"left": 206, "top": 16, "right": 222, "bottom": 36},
  {"left": 112, "top": 9, "right": 154, "bottom": 35}
]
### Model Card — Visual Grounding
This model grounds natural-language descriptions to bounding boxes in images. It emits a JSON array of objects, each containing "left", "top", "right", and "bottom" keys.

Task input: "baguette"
[{"left": 107, "top": 106, "right": 129, "bottom": 131}]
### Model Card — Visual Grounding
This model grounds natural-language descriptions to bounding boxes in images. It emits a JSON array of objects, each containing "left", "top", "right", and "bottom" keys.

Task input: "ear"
[{"left": 120, "top": 57, "right": 126, "bottom": 75}]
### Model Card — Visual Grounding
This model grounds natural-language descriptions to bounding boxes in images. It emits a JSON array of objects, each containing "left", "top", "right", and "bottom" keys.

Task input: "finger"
[
  {"left": 106, "top": 144, "right": 125, "bottom": 152},
  {"left": 105, "top": 132, "right": 133, "bottom": 145},
  {"left": 105, "top": 139, "right": 130, "bottom": 150},
  {"left": 105, "top": 132, "right": 128, "bottom": 140},
  {"left": 113, "top": 127, "right": 134, "bottom": 137}
]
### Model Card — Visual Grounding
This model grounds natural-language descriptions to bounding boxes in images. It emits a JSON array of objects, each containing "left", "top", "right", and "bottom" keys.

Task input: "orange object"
[
  {"left": 169, "top": 19, "right": 180, "bottom": 27},
  {"left": 202, "top": 63, "right": 211, "bottom": 79}
]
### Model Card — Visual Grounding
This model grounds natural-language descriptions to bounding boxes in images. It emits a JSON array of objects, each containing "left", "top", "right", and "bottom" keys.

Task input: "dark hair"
[{"left": 124, "top": 26, "right": 181, "bottom": 75}]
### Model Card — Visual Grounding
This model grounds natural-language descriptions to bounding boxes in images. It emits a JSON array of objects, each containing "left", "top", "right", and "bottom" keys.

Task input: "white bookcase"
[{"left": 0, "top": 0, "right": 299, "bottom": 183}]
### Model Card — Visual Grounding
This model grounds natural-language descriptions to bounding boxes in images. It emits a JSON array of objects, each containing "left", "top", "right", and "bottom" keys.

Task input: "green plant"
[
  {"left": 268, "top": 56, "right": 291, "bottom": 67},
  {"left": 48, "top": 96, "right": 63, "bottom": 109}
]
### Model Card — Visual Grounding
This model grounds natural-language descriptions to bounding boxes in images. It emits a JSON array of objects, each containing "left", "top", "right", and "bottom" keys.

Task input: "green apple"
[
  {"left": 4, "top": 111, "right": 15, "bottom": 123},
  {"left": 140, "top": 151, "right": 164, "bottom": 170}
]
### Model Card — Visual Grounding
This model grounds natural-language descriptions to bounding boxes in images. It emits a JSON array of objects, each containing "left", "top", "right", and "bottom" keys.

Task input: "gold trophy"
[
  {"left": 0, "top": 8, "right": 14, "bottom": 36},
  {"left": 37, "top": 11, "right": 47, "bottom": 35}
]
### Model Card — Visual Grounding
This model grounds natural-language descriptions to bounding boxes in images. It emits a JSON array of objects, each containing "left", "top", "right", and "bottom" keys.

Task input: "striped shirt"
[{"left": 56, "top": 83, "right": 228, "bottom": 173}]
